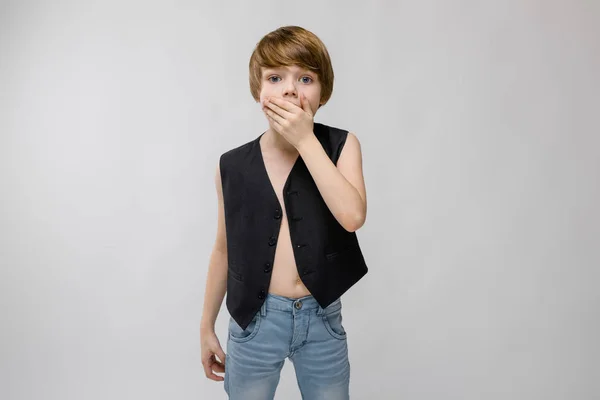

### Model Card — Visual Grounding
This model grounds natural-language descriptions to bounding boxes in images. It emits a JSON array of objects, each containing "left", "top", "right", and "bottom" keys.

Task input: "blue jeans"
[{"left": 224, "top": 293, "right": 350, "bottom": 399}]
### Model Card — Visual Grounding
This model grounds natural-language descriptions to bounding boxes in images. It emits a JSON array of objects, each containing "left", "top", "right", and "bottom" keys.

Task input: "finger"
[
  {"left": 264, "top": 108, "right": 285, "bottom": 126},
  {"left": 264, "top": 98, "right": 292, "bottom": 118},
  {"left": 208, "top": 373, "right": 224, "bottom": 382},
  {"left": 265, "top": 113, "right": 284, "bottom": 134},
  {"left": 264, "top": 101, "right": 286, "bottom": 119},
  {"left": 202, "top": 358, "right": 224, "bottom": 381},
  {"left": 213, "top": 364, "right": 225, "bottom": 373},
  {"left": 210, "top": 355, "right": 225, "bottom": 373},
  {"left": 213, "top": 361, "right": 225, "bottom": 373},
  {"left": 268, "top": 97, "right": 295, "bottom": 112},
  {"left": 301, "top": 93, "right": 312, "bottom": 115},
  {"left": 216, "top": 348, "right": 227, "bottom": 365}
]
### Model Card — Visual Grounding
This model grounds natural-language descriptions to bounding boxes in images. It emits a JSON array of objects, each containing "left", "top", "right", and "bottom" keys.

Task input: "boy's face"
[{"left": 259, "top": 64, "right": 322, "bottom": 116}]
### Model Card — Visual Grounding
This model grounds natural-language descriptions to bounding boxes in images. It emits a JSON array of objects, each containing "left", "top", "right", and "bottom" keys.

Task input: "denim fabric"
[{"left": 224, "top": 293, "right": 350, "bottom": 399}]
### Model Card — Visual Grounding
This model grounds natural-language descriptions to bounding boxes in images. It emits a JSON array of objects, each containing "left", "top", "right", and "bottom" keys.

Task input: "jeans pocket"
[
  {"left": 322, "top": 306, "right": 347, "bottom": 340},
  {"left": 229, "top": 312, "right": 261, "bottom": 343}
]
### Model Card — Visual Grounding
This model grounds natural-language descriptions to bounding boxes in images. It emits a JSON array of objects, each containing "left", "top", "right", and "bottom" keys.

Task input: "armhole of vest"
[
  {"left": 333, "top": 130, "right": 349, "bottom": 166},
  {"left": 219, "top": 153, "right": 226, "bottom": 183}
]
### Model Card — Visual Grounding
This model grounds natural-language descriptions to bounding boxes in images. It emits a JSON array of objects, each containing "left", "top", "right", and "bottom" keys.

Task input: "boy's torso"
[
  {"left": 258, "top": 135, "right": 312, "bottom": 298},
  {"left": 221, "top": 122, "right": 369, "bottom": 329}
]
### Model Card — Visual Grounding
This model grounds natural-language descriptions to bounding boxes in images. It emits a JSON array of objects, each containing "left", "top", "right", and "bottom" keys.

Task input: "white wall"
[{"left": 1, "top": 0, "right": 598, "bottom": 399}]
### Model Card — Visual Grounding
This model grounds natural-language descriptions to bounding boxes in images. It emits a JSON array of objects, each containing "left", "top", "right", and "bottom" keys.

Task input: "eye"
[
  {"left": 301, "top": 76, "right": 313, "bottom": 84},
  {"left": 267, "top": 76, "right": 281, "bottom": 83}
]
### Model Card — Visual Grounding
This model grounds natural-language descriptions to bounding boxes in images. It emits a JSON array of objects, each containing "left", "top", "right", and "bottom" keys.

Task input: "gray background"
[{"left": 1, "top": 0, "right": 598, "bottom": 399}]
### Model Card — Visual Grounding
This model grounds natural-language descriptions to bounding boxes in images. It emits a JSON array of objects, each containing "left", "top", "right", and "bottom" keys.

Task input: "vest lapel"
[{"left": 253, "top": 131, "right": 303, "bottom": 209}]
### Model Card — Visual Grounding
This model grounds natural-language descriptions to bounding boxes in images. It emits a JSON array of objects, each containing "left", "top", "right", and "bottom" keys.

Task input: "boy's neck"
[{"left": 262, "top": 127, "right": 298, "bottom": 155}]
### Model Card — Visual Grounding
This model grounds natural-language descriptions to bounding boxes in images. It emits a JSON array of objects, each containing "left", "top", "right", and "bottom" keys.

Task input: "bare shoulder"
[
  {"left": 344, "top": 131, "right": 362, "bottom": 154},
  {"left": 337, "top": 131, "right": 364, "bottom": 170}
]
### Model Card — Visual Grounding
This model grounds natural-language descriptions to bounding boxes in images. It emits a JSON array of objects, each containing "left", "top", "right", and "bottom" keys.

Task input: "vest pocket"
[
  {"left": 228, "top": 267, "right": 243, "bottom": 282},
  {"left": 325, "top": 244, "right": 359, "bottom": 261},
  {"left": 229, "top": 312, "right": 261, "bottom": 343}
]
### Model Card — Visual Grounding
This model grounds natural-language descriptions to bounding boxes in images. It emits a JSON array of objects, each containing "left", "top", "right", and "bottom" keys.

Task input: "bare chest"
[
  {"left": 261, "top": 150, "right": 311, "bottom": 297},
  {"left": 261, "top": 152, "right": 297, "bottom": 207}
]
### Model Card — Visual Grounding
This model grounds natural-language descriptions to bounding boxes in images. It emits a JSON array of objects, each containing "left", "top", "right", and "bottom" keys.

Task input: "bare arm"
[
  {"left": 297, "top": 131, "right": 367, "bottom": 232},
  {"left": 200, "top": 161, "right": 228, "bottom": 334},
  {"left": 199, "top": 161, "right": 229, "bottom": 381}
]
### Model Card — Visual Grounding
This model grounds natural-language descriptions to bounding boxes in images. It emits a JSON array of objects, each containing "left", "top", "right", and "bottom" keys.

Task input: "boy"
[{"left": 200, "top": 25, "right": 369, "bottom": 400}]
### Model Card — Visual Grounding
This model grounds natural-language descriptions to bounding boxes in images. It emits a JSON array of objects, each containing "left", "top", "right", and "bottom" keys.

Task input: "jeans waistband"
[{"left": 260, "top": 293, "right": 341, "bottom": 316}]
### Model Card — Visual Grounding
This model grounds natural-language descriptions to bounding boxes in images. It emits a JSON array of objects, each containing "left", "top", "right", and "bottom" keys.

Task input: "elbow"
[{"left": 343, "top": 211, "right": 366, "bottom": 232}]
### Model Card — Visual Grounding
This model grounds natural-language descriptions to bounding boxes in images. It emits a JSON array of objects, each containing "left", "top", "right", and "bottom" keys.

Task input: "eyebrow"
[{"left": 263, "top": 68, "right": 314, "bottom": 76}]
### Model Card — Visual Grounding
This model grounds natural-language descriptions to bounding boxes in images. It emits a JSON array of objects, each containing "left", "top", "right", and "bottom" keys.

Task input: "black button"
[
  {"left": 264, "top": 262, "right": 271, "bottom": 273},
  {"left": 268, "top": 237, "right": 277, "bottom": 246},
  {"left": 302, "top": 270, "right": 308, "bottom": 275},
  {"left": 258, "top": 289, "right": 266, "bottom": 299},
  {"left": 274, "top": 209, "right": 281, "bottom": 219}
]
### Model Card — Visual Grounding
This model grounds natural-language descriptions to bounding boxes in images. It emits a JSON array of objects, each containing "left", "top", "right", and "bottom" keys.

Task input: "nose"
[{"left": 282, "top": 80, "right": 297, "bottom": 98}]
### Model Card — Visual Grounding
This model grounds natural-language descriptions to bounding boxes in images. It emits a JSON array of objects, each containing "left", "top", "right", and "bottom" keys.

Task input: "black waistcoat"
[{"left": 219, "top": 122, "right": 368, "bottom": 330}]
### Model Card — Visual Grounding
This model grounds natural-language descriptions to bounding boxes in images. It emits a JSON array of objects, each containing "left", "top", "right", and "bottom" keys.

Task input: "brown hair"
[{"left": 249, "top": 26, "right": 334, "bottom": 108}]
